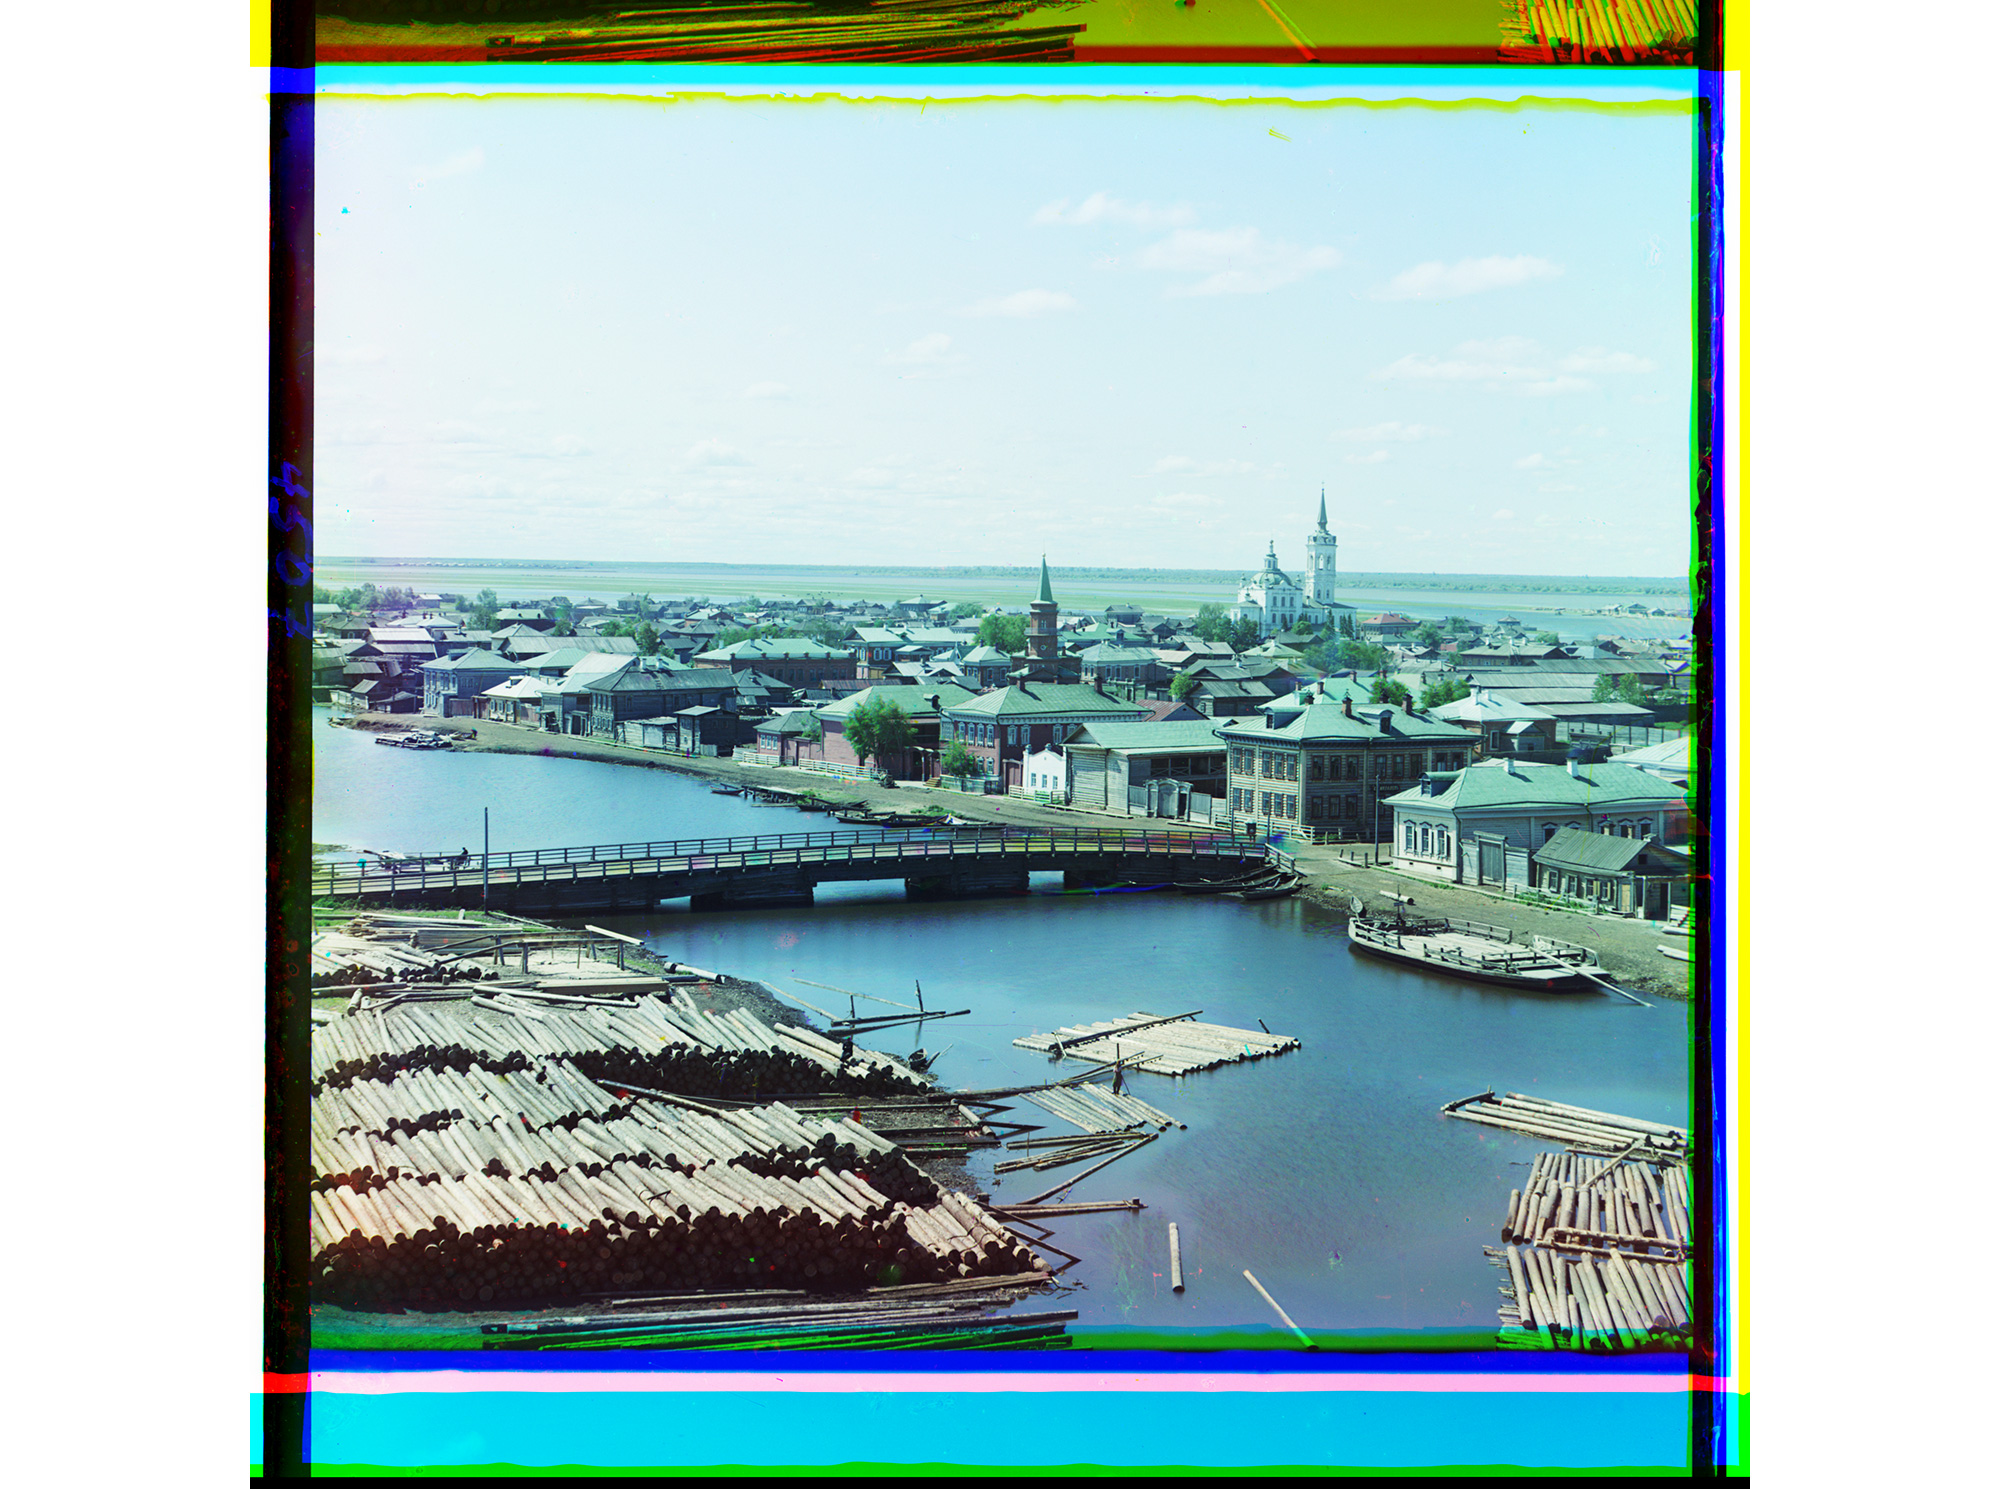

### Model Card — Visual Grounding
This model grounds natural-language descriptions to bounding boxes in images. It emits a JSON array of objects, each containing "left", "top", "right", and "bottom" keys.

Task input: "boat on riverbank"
[
  {"left": 1347, "top": 911, "right": 1601, "bottom": 992},
  {"left": 374, "top": 730, "right": 453, "bottom": 750}
]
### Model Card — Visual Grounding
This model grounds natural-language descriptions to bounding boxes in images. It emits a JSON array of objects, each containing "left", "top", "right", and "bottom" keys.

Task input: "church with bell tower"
[{"left": 1229, "top": 490, "right": 1350, "bottom": 638}]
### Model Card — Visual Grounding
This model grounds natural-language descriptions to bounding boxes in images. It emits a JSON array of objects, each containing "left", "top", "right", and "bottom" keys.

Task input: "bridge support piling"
[{"left": 905, "top": 868, "right": 1031, "bottom": 902}]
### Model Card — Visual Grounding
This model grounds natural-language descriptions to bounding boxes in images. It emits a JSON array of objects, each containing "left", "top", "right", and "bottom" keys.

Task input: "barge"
[{"left": 1347, "top": 910, "right": 1601, "bottom": 992}]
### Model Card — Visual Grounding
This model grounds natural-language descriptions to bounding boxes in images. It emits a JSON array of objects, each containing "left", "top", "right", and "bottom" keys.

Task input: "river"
[{"left": 314, "top": 712, "right": 1689, "bottom": 1344}]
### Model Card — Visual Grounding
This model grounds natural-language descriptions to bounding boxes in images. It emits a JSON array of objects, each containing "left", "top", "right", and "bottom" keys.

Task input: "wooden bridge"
[{"left": 310, "top": 825, "right": 1282, "bottom": 914}]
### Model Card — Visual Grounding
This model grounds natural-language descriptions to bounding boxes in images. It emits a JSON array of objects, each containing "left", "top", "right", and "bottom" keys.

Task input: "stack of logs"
[
  {"left": 1488, "top": 1151, "right": 1694, "bottom": 1352},
  {"left": 310, "top": 988, "right": 1043, "bottom": 1312},
  {"left": 310, "top": 991, "right": 928, "bottom": 1100}
]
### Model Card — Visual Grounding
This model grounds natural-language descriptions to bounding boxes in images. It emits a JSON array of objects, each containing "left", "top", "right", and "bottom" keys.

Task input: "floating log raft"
[
  {"left": 1498, "top": 1149, "right": 1691, "bottom": 1257},
  {"left": 1017, "top": 1082, "right": 1183, "bottom": 1134},
  {"left": 1013, "top": 1010, "right": 1299, "bottom": 1077},
  {"left": 1442, "top": 1090, "right": 1688, "bottom": 1163},
  {"left": 1487, "top": 1244, "right": 1692, "bottom": 1353},
  {"left": 1484, "top": 1146, "right": 1694, "bottom": 1353},
  {"left": 481, "top": 1293, "right": 1078, "bottom": 1351}
]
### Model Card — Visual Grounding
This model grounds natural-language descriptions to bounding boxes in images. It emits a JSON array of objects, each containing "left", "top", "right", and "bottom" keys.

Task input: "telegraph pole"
[{"left": 483, "top": 807, "right": 490, "bottom": 913}]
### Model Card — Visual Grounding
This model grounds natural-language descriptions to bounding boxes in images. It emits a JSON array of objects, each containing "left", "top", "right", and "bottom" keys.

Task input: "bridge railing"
[{"left": 310, "top": 825, "right": 1271, "bottom": 896}]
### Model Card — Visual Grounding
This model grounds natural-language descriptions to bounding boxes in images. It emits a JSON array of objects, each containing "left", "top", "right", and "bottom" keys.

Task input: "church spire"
[
  {"left": 1317, "top": 485, "right": 1328, "bottom": 532},
  {"left": 1036, "top": 554, "right": 1054, "bottom": 605}
]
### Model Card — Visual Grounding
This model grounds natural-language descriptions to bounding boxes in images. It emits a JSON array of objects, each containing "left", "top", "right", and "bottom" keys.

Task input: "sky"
[{"left": 315, "top": 92, "right": 1696, "bottom": 576}]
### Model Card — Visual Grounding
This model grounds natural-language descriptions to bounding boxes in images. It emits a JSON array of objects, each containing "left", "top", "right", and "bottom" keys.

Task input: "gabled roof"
[
  {"left": 1534, "top": 827, "right": 1691, "bottom": 874},
  {"left": 421, "top": 648, "right": 515, "bottom": 673},
  {"left": 696, "top": 638, "right": 854, "bottom": 662},
  {"left": 1064, "top": 720, "right": 1226, "bottom": 753},
  {"left": 944, "top": 683, "right": 1151, "bottom": 720},
  {"left": 1611, "top": 736, "right": 1692, "bottom": 770},
  {"left": 819, "top": 683, "right": 979, "bottom": 722},
  {"left": 958, "top": 645, "right": 1010, "bottom": 664}
]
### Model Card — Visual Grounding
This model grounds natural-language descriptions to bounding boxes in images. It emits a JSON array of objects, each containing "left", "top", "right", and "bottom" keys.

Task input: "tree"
[
  {"left": 1190, "top": 603, "right": 1232, "bottom": 643},
  {"left": 1339, "top": 612, "right": 1358, "bottom": 638},
  {"left": 1420, "top": 676, "right": 1471, "bottom": 710},
  {"left": 798, "top": 714, "right": 822, "bottom": 746},
  {"left": 1371, "top": 675, "right": 1413, "bottom": 707},
  {"left": 1227, "top": 616, "right": 1262, "bottom": 652},
  {"left": 1412, "top": 621, "right": 1443, "bottom": 648},
  {"left": 467, "top": 588, "right": 501, "bottom": 629},
  {"left": 1170, "top": 671, "right": 1199, "bottom": 702},
  {"left": 940, "top": 740, "right": 981, "bottom": 779},
  {"left": 976, "top": 613, "right": 1028, "bottom": 652},
  {"left": 948, "top": 601, "right": 985, "bottom": 621},
  {"left": 634, "top": 621, "right": 660, "bottom": 656},
  {"left": 1533, "top": 630, "right": 1563, "bottom": 646},
  {"left": 1336, "top": 637, "right": 1390, "bottom": 673},
  {"left": 1443, "top": 615, "right": 1473, "bottom": 634},
  {"left": 844, "top": 696, "right": 914, "bottom": 772}
]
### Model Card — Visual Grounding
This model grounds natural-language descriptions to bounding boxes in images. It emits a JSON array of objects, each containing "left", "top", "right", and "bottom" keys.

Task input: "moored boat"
[{"left": 1347, "top": 911, "right": 1600, "bottom": 992}]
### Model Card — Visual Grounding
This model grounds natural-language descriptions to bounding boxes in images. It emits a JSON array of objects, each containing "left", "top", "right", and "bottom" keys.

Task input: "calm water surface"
[{"left": 315, "top": 712, "right": 1689, "bottom": 1341}]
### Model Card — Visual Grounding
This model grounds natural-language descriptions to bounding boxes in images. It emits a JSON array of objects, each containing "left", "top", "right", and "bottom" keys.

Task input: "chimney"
[
  {"left": 1402, "top": 694, "right": 1415, "bottom": 716},
  {"left": 1566, "top": 757, "right": 1579, "bottom": 778},
  {"left": 1342, "top": 696, "right": 1354, "bottom": 719},
  {"left": 926, "top": 693, "right": 940, "bottom": 710}
]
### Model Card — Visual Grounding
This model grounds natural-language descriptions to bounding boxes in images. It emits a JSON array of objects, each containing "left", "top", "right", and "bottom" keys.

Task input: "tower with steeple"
[
  {"left": 1027, "top": 556, "right": 1058, "bottom": 664},
  {"left": 1305, "top": 486, "right": 1339, "bottom": 608}
]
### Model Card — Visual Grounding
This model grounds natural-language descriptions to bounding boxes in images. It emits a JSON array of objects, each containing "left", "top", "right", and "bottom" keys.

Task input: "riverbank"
[{"left": 336, "top": 712, "right": 1694, "bottom": 999}]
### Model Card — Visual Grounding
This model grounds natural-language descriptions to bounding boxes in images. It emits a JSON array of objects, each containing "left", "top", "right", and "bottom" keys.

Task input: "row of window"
[
  {"left": 1402, "top": 823, "right": 1454, "bottom": 859},
  {"left": 1229, "top": 749, "right": 1469, "bottom": 781}
]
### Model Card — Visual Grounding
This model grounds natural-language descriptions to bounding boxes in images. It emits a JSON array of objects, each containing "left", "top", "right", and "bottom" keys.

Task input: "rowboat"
[
  {"left": 1228, "top": 874, "right": 1302, "bottom": 901},
  {"left": 1346, "top": 912, "right": 1601, "bottom": 992}
]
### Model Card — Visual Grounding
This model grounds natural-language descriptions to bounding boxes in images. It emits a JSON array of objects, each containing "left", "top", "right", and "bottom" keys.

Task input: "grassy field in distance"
[{"left": 314, "top": 559, "right": 1689, "bottom": 616}]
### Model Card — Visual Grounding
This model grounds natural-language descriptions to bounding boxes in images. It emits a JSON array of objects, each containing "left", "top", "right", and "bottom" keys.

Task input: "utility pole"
[{"left": 483, "top": 807, "right": 490, "bottom": 913}]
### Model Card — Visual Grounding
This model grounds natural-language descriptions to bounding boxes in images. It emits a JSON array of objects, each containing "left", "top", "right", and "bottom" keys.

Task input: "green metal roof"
[
  {"left": 946, "top": 683, "right": 1149, "bottom": 720},
  {"left": 1532, "top": 826, "right": 1690, "bottom": 874},
  {"left": 1065, "top": 720, "right": 1226, "bottom": 753},
  {"left": 1384, "top": 760, "right": 1687, "bottom": 813},
  {"left": 1036, "top": 556, "right": 1055, "bottom": 605}
]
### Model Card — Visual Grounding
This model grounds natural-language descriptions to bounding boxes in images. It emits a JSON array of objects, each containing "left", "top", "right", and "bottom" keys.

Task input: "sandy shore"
[{"left": 338, "top": 712, "right": 1696, "bottom": 1000}]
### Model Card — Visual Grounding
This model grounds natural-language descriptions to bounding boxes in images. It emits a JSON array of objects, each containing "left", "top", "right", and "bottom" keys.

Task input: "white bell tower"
[{"left": 1305, "top": 487, "right": 1338, "bottom": 607}]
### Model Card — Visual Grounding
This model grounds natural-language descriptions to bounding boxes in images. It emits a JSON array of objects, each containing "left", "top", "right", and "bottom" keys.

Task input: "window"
[
  {"left": 1621, "top": 823, "right": 1635, "bottom": 838},
  {"left": 1286, "top": 794, "right": 1297, "bottom": 819},
  {"left": 1308, "top": 797, "right": 1322, "bottom": 820},
  {"left": 1345, "top": 796, "right": 1357, "bottom": 819},
  {"left": 1544, "top": 825, "right": 1558, "bottom": 844},
  {"left": 1404, "top": 823, "right": 1417, "bottom": 852},
  {"left": 1420, "top": 825, "right": 1432, "bottom": 853},
  {"left": 1439, "top": 831, "right": 1451, "bottom": 859},
  {"left": 1345, "top": 757, "right": 1359, "bottom": 781},
  {"left": 1309, "top": 757, "right": 1324, "bottom": 781}
]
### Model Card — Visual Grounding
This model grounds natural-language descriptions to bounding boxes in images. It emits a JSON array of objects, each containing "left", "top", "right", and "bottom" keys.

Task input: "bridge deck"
[{"left": 313, "top": 826, "right": 1281, "bottom": 909}]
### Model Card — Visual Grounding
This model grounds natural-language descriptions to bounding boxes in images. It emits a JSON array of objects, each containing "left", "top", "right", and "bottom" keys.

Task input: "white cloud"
[
  {"left": 884, "top": 333, "right": 956, "bottom": 366},
  {"left": 1343, "top": 449, "right": 1389, "bottom": 465},
  {"left": 1559, "top": 347, "right": 1656, "bottom": 375},
  {"left": 1371, "top": 338, "right": 1595, "bottom": 396},
  {"left": 1137, "top": 227, "right": 1342, "bottom": 296},
  {"left": 685, "top": 439, "right": 749, "bottom": 467},
  {"left": 742, "top": 381, "right": 791, "bottom": 399},
  {"left": 1154, "top": 491, "right": 1220, "bottom": 509},
  {"left": 961, "top": 289, "right": 1078, "bottom": 319},
  {"left": 1491, "top": 508, "right": 1516, "bottom": 520},
  {"left": 1331, "top": 421, "right": 1445, "bottom": 443},
  {"left": 1032, "top": 192, "right": 1198, "bottom": 228},
  {"left": 1376, "top": 255, "right": 1563, "bottom": 301},
  {"left": 1514, "top": 453, "right": 1545, "bottom": 469}
]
